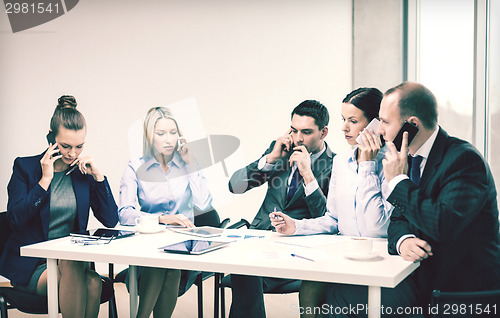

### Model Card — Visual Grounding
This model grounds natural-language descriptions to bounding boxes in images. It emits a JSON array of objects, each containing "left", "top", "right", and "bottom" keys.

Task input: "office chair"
[
  {"left": 0, "top": 211, "right": 116, "bottom": 318},
  {"left": 213, "top": 219, "right": 301, "bottom": 318},
  {"left": 111, "top": 208, "right": 231, "bottom": 318},
  {"left": 430, "top": 289, "right": 500, "bottom": 318}
]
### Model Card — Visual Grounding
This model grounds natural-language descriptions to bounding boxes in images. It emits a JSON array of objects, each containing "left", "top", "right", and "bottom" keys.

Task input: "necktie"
[
  {"left": 410, "top": 155, "right": 424, "bottom": 186},
  {"left": 286, "top": 168, "right": 303, "bottom": 203}
]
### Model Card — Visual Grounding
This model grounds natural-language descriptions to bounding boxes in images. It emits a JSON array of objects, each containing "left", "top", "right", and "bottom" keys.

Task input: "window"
[
  {"left": 419, "top": 0, "right": 474, "bottom": 141},
  {"left": 488, "top": 1, "right": 500, "bottom": 192},
  {"left": 408, "top": 0, "right": 498, "bottom": 212}
]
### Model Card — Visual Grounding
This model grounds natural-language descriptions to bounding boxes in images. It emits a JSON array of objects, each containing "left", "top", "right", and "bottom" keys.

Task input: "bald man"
[{"left": 325, "top": 82, "right": 500, "bottom": 317}]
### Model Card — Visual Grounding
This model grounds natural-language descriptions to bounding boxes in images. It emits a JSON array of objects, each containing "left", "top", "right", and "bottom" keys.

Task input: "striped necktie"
[
  {"left": 286, "top": 168, "right": 303, "bottom": 203},
  {"left": 410, "top": 155, "right": 424, "bottom": 186}
]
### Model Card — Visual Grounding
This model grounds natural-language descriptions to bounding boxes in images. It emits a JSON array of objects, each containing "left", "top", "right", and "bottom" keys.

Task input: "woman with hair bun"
[{"left": 0, "top": 95, "right": 118, "bottom": 318}]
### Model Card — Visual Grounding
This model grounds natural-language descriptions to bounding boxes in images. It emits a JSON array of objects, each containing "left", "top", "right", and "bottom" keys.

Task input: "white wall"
[
  {"left": 0, "top": 0, "right": 352, "bottom": 225},
  {"left": 353, "top": 0, "right": 402, "bottom": 91}
]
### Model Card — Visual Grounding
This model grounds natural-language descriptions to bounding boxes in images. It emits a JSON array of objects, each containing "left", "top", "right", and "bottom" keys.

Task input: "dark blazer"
[
  {"left": 0, "top": 153, "right": 119, "bottom": 286},
  {"left": 229, "top": 141, "right": 334, "bottom": 230},
  {"left": 387, "top": 128, "right": 500, "bottom": 303}
]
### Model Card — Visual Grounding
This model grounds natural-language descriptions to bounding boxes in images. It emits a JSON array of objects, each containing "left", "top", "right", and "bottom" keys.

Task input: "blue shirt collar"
[{"left": 143, "top": 152, "right": 184, "bottom": 170}]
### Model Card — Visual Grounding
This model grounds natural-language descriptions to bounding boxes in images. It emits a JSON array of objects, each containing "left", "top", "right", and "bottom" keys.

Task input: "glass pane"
[
  {"left": 488, "top": 0, "right": 500, "bottom": 209},
  {"left": 419, "top": 0, "right": 474, "bottom": 141}
]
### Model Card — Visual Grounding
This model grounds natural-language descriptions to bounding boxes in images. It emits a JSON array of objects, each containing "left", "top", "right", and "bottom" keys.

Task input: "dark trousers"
[
  {"left": 228, "top": 274, "right": 296, "bottom": 318},
  {"left": 325, "top": 276, "right": 422, "bottom": 318}
]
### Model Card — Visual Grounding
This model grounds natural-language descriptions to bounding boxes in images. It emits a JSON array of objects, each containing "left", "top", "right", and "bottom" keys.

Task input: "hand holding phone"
[
  {"left": 267, "top": 129, "right": 294, "bottom": 164},
  {"left": 356, "top": 118, "right": 381, "bottom": 146},
  {"left": 39, "top": 141, "right": 63, "bottom": 190},
  {"left": 393, "top": 121, "right": 419, "bottom": 152},
  {"left": 46, "top": 132, "right": 61, "bottom": 156}
]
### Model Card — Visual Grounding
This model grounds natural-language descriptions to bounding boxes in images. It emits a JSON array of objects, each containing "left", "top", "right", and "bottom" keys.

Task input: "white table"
[{"left": 21, "top": 229, "right": 418, "bottom": 318}]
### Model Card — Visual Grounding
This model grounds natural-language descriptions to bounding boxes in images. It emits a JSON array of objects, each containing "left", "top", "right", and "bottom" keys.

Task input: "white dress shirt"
[
  {"left": 118, "top": 152, "right": 213, "bottom": 225},
  {"left": 294, "top": 147, "right": 393, "bottom": 238}
]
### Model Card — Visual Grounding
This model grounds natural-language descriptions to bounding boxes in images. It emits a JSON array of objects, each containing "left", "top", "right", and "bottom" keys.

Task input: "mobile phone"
[
  {"left": 356, "top": 118, "right": 381, "bottom": 146},
  {"left": 392, "top": 121, "right": 419, "bottom": 151},
  {"left": 281, "top": 131, "right": 293, "bottom": 152},
  {"left": 70, "top": 228, "right": 135, "bottom": 239},
  {"left": 46, "top": 132, "right": 61, "bottom": 156}
]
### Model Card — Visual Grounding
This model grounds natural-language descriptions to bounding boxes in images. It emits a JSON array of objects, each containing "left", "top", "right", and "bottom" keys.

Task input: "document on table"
[{"left": 221, "top": 228, "right": 270, "bottom": 241}]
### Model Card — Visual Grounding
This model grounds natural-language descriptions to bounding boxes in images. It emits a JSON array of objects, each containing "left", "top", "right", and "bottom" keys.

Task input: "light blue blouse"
[
  {"left": 294, "top": 147, "right": 392, "bottom": 238},
  {"left": 118, "top": 152, "right": 213, "bottom": 225}
]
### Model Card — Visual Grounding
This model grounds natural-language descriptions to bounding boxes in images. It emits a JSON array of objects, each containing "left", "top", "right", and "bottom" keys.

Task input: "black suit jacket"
[
  {"left": 229, "top": 141, "right": 334, "bottom": 230},
  {"left": 388, "top": 128, "right": 500, "bottom": 302},
  {"left": 0, "top": 153, "right": 118, "bottom": 286}
]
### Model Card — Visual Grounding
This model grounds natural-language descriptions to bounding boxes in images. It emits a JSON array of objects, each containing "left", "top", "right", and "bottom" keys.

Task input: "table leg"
[
  {"left": 129, "top": 265, "right": 139, "bottom": 318},
  {"left": 47, "top": 258, "right": 58, "bottom": 318},
  {"left": 368, "top": 286, "right": 381, "bottom": 318}
]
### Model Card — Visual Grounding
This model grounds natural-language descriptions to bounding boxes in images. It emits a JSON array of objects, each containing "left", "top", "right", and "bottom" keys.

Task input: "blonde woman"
[{"left": 119, "top": 107, "right": 213, "bottom": 317}]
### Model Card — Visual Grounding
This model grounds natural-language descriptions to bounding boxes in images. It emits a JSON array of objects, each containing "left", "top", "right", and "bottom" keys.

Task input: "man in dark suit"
[
  {"left": 327, "top": 82, "right": 500, "bottom": 317},
  {"left": 228, "top": 100, "right": 335, "bottom": 318},
  {"left": 383, "top": 82, "right": 500, "bottom": 301}
]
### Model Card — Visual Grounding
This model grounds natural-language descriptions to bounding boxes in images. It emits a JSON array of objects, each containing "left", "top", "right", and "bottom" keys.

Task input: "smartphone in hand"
[
  {"left": 393, "top": 121, "right": 419, "bottom": 151},
  {"left": 46, "top": 132, "right": 61, "bottom": 156},
  {"left": 356, "top": 118, "right": 381, "bottom": 146}
]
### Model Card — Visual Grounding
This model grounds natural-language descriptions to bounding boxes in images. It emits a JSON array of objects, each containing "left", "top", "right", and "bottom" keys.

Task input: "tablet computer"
[
  {"left": 169, "top": 226, "right": 224, "bottom": 238},
  {"left": 160, "top": 240, "right": 230, "bottom": 255},
  {"left": 70, "top": 228, "right": 136, "bottom": 239}
]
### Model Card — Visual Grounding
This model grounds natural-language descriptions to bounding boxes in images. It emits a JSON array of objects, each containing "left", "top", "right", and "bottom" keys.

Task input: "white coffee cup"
[
  {"left": 346, "top": 237, "right": 373, "bottom": 255},
  {"left": 135, "top": 214, "right": 159, "bottom": 231}
]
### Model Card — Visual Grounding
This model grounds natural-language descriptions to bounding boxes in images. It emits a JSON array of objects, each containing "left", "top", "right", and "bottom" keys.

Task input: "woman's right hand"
[
  {"left": 159, "top": 214, "right": 195, "bottom": 228},
  {"left": 269, "top": 211, "right": 296, "bottom": 235},
  {"left": 39, "top": 143, "right": 62, "bottom": 190},
  {"left": 358, "top": 130, "right": 382, "bottom": 162}
]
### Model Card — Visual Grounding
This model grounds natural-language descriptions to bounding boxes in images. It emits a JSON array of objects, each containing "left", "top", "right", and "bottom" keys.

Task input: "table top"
[{"left": 21, "top": 228, "right": 419, "bottom": 288}]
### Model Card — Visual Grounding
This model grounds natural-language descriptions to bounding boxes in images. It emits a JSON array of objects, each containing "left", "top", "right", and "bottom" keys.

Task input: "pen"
[
  {"left": 65, "top": 164, "right": 78, "bottom": 176},
  {"left": 272, "top": 207, "right": 283, "bottom": 221},
  {"left": 291, "top": 253, "right": 315, "bottom": 262}
]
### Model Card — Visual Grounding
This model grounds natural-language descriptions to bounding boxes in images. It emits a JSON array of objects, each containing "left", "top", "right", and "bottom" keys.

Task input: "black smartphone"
[
  {"left": 70, "top": 228, "right": 135, "bottom": 239},
  {"left": 46, "top": 132, "right": 60, "bottom": 156},
  {"left": 393, "top": 121, "right": 419, "bottom": 151}
]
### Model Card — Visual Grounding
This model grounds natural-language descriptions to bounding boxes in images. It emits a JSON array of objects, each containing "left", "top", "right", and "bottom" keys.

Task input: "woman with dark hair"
[
  {"left": 0, "top": 96, "right": 118, "bottom": 318},
  {"left": 270, "top": 88, "right": 393, "bottom": 317}
]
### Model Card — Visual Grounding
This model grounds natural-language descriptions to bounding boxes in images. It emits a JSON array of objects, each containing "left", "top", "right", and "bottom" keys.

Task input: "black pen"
[
  {"left": 66, "top": 158, "right": 79, "bottom": 176},
  {"left": 65, "top": 165, "right": 78, "bottom": 176}
]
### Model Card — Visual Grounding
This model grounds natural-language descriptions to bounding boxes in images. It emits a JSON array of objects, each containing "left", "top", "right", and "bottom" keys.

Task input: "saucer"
[
  {"left": 345, "top": 250, "right": 380, "bottom": 260},
  {"left": 138, "top": 224, "right": 165, "bottom": 234}
]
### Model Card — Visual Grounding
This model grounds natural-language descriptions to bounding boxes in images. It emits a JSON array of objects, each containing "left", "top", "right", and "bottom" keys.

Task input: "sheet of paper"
[{"left": 221, "top": 228, "right": 269, "bottom": 241}]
